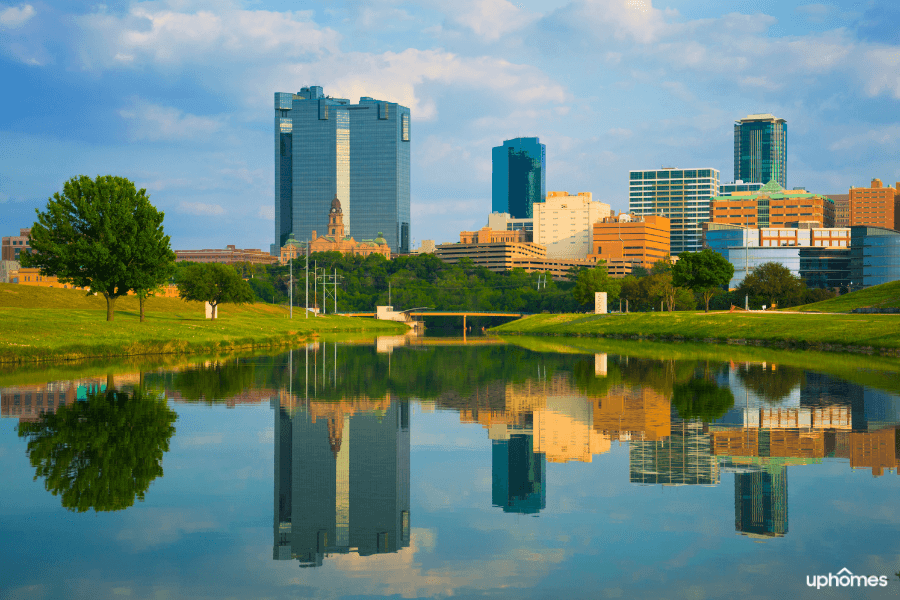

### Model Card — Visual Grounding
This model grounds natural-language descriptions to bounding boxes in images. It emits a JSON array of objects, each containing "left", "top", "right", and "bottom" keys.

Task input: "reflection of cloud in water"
[
  {"left": 178, "top": 433, "right": 224, "bottom": 447},
  {"left": 299, "top": 528, "right": 566, "bottom": 598},
  {"left": 116, "top": 508, "right": 218, "bottom": 551},
  {"left": 257, "top": 426, "right": 274, "bottom": 444}
]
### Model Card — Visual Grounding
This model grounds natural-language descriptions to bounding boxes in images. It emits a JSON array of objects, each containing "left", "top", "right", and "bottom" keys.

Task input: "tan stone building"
[
  {"left": 435, "top": 240, "right": 598, "bottom": 280},
  {"left": 533, "top": 191, "right": 611, "bottom": 258},
  {"left": 306, "top": 195, "right": 391, "bottom": 259},
  {"left": 849, "top": 178, "right": 900, "bottom": 229},
  {"left": 459, "top": 227, "right": 531, "bottom": 244}
]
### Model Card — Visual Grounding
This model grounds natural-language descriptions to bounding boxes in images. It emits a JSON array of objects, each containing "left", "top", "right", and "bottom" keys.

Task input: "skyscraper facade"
[
  {"left": 628, "top": 168, "right": 720, "bottom": 255},
  {"left": 274, "top": 86, "right": 411, "bottom": 255},
  {"left": 492, "top": 137, "right": 546, "bottom": 219},
  {"left": 734, "top": 114, "right": 787, "bottom": 189}
]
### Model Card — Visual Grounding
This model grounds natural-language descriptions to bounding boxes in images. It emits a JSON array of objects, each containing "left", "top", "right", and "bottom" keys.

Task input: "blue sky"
[{"left": 1, "top": 0, "right": 898, "bottom": 250}]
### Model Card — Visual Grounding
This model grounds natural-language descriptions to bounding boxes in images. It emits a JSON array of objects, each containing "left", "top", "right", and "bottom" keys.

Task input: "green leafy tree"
[
  {"left": 17, "top": 388, "right": 177, "bottom": 512},
  {"left": 22, "top": 175, "right": 174, "bottom": 322},
  {"left": 573, "top": 261, "right": 621, "bottom": 307},
  {"left": 171, "top": 361, "right": 256, "bottom": 403},
  {"left": 177, "top": 263, "right": 255, "bottom": 319},
  {"left": 672, "top": 378, "right": 735, "bottom": 421},
  {"left": 672, "top": 249, "right": 735, "bottom": 312},
  {"left": 738, "top": 262, "right": 805, "bottom": 308},
  {"left": 736, "top": 363, "right": 806, "bottom": 403}
]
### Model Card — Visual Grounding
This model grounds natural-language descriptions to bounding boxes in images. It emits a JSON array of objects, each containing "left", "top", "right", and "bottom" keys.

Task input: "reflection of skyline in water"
[
  {"left": 273, "top": 349, "right": 411, "bottom": 567},
  {"left": 3, "top": 343, "right": 900, "bottom": 545}
]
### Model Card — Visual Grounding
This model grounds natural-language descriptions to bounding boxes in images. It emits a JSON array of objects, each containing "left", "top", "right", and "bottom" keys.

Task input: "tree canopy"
[
  {"left": 672, "top": 377, "right": 736, "bottom": 422},
  {"left": 572, "top": 261, "right": 622, "bottom": 306},
  {"left": 177, "top": 262, "right": 255, "bottom": 319},
  {"left": 672, "top": 249, "right": 735, "bottom": 312},
  {"left": 737, "top": 262, "right": 805, "bottom": 309},
  {"left": 17, "top": 387, "right": 177, "bottom": 513},
  {"left": 22, "top": 175, "right": 175, "bottom": 321}
]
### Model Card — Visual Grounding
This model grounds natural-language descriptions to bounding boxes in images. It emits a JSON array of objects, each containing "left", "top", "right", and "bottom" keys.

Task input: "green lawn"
[
  {"left": 791, "top": 280, "right": 900, "bottom": 313},
  {"left": 489, "top": 311, "right": 900, "bottom": 353},
  {"left": 0, "top": 283, "right": 404, "bottom": 363}
]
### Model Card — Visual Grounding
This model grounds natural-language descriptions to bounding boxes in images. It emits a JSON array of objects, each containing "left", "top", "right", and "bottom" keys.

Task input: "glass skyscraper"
[
  {"left": 734, "top": 114, "right": 787, "bottom": 189},
  {"left": 274, "top": 86, "right": 411, "bottom": 254},
  {"left": 492, "top": 137, "right": 546, "bottom": 219},
  {"left": 629, "top": 168, "right": 720, "bottom": 255}
]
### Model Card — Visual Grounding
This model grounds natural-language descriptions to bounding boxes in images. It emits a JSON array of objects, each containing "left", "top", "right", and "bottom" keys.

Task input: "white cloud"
[
  {"left": 178, "top": 202, "right": 225, "bottom": 216},
  {"left": 446, "top": 0, "right": 539, "bottom": 41},
  {"left": 828, "top": 125, "right": 900, "bottom": 151},
  {"left": 76, "top": 4, "right": 340, "bottom": 70},
  {"left": 257, "top": 205, "right": 274, "bottom": 220},
  {"left": 119, "top": 99, "right": 223, "bottom": 141},
  {"left": 0, "top": 3, "right": 35, "bottom": 28}
]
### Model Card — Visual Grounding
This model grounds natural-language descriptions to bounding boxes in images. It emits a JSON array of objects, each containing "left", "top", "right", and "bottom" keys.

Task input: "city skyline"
[{"left": 1, "top": 1, "right": 899, "bottom": 251}]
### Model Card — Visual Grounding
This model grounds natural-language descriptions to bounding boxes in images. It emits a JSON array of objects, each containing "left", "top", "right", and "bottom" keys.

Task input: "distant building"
[
  {"left": 1, "top": 228, "right": 31, "bottom": 262},
  {"left": 849, "top": 179, "right": 900, "bottom": 230},
  {"left": 589, "top": 213, "right": 670, "bottom": 269},
  {"left": 0, "top": 260, "right": 19, "bottom": 284},
  {"left": 410, "top": 240, "right": 436, "bottom": 255},
  {"left": 435, "top": 240, "right": 598, "bottom": 280},
  {"left": 306, "top": 196, "right": 391, "bottom": 259},
  {"left": 709, "top": 180, "right": 835, "bottom": 229},
  {"left": 492, "top": 137, "right": 546, "bottom": 219},
  {"left": 487, "top": 212, "right": 533, "bottom": 233},
  {"left": 719, "top": 181, "right": 764, "bottom": 196},
  {"left": 459, "top": 227, "right": 531, "bottom": 244},
  {"left": 533, "top": 191, "right": 611, "bottom": 259},
  {"left": 849, "top": 225, "right": 900, "bottom": 289},
  {"left": 826, "top": 194, "right": 850, "bottom": 227},
  {"left": 734, "top": 114, "right": 787, "bottom": 189},
  {"left": 629, "top": 168, "right": 720, "bottom": 255},
  {"left": 175, "top": 245, "right": 278, "bottom": 265},
  {"left": 274, "top": 86, "right": 411, "bottom": 255},
  {"left": 591, "top": 385, "right": 672, "bottom": 442},
  {"left": 11, "top": 268, "right": 88, "bottom": 290},
  {"left": 703, "top": 223, "right": 851, "bottom": 289}
]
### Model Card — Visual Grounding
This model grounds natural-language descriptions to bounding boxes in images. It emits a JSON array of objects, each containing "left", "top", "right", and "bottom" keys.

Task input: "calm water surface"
[{"left": 2, "top": 337, "right": 900, "bottom": 599}]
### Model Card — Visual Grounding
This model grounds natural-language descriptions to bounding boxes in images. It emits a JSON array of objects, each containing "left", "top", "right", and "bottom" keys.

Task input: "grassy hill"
[
  {"left": 792, "top": 280, "right": 900, "bottom": 313},
  {"left": 0, "top": 283, "right": 404, "bottom": 363}
]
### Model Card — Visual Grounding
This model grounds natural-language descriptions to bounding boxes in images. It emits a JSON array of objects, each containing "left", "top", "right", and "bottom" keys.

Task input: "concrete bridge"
[{"left": 343, "top": 306, "right": 526, "bottom": 332}]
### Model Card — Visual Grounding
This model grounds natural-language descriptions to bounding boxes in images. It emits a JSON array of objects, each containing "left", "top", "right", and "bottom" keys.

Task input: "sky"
[{"left": 1, "top": 0, "right": 899, "bottom": 251}]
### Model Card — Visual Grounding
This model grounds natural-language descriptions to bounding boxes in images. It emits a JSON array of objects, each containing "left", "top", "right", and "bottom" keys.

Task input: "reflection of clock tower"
[{"left": 329, "top": 195, "right": 345, "bottom": 238}]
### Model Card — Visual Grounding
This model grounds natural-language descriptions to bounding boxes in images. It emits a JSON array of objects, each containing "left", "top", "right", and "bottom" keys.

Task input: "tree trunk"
[
  {"left": 211, "top": 303, "right": 218, "bottom": 320},
  {"left": 139, "top": 295, "right": 146, "bottom": 322},
  {"left": 104, "top": 294, "right": 116, "bottom": 322},
  {"left": 106, "top": 373, "right": 115, "bottom": 391}
]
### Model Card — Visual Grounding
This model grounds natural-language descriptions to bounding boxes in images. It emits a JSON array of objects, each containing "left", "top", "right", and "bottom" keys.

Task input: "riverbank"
[
  {"left": 0, "top": 302, "right": 405, "bottom": 364},
  {"left": 489, "top": 311, "right": 900, "bottom": 355}
]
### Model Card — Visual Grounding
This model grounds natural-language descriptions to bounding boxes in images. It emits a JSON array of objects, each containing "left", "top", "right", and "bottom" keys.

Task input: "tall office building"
[
  {"left": 492, "top": 137, "right": 546, "bottom": 219},
  {"left": 630, "top": 418, "right": 720, "bottom": 486},
  {"left": 274, "top": 86, "right": 411, "bottom": 255},
  {"left": 273, "top": 400, "right": 411, "bottom": 566},
  {"left": 629, "top": 168, "right": 720, "bottom": 255},
  {"left": 734, "top": 114, "right": 787, "bottom": 189}
]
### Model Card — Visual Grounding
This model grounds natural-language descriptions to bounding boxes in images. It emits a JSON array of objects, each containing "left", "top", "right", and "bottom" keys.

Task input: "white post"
[
  {"left": 289, "top": 257, "right": 293, "bottom": 319},
  {"left": 594, "top": 292, "right": 608, "bottom": 315}
]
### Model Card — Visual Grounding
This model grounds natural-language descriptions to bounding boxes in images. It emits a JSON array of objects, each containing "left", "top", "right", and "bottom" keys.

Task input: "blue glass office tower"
[
  {"left": 274, "top": 86, "right": 411, "bottom": 254},
  {"left": 734, "top": 114, "right": 787, "bottom": 189},
  {"left": 492, "top": 434, "right": 545, "bottom": 514},
  {"left": 492, "top": 137, "right": 546, "bottom": 219}
]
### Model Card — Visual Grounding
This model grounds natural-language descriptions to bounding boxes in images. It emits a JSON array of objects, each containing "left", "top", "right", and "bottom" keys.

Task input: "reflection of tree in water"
[
  {"left": 571, "top": 358, "right": 621, "bottom": 396},
  {"left": 17, "top": 388, "right": 177, "bottom": 513},
  {"left": 672, "top": 377, "right": 735, "bottom": 422},
  {"left": 736, "top": 364, "right": 806, "bottom": 403},
  {"left": 170, "top": 361, "right": 256, "bottom": 402}
]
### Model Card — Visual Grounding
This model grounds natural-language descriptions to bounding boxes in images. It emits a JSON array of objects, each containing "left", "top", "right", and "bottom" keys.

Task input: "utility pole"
[
  {"left": 334, "top": 267, "right": 337, "bottom": 314},
  {"left": 289, "top": 256, "right": 293, "bottom": 319},
  {"left": 314, "top": 261, "right": 318, "bottom": 314}
]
